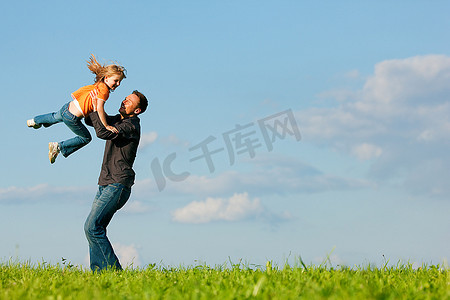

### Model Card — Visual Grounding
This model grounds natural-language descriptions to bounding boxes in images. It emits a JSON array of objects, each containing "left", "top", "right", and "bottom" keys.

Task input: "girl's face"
[{"left": 104, "top": 74, "right": 122, "bottom": 90}]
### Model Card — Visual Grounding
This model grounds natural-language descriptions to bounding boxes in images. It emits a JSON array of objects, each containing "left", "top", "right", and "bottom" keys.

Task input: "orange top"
[{"left": 71, "top": 82, "right": 110, "bottom": 116}]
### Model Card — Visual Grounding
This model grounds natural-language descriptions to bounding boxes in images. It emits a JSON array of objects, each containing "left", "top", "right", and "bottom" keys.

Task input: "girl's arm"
[
  {"left": 96, "top": 99, "right": 118, "bottom": 133},
  {"left": 90, "top": 90, "right": 118, "bottom": 134}
]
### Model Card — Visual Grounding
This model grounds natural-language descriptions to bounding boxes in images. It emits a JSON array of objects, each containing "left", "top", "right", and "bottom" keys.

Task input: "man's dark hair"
[{"left": 133, "top": 90, "right": 148, "bottom": 114}]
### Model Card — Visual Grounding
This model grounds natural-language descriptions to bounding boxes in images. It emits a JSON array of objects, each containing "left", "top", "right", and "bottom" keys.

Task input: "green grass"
[{"left": 1, "top": 260, "right": 449, "bottom": 299}]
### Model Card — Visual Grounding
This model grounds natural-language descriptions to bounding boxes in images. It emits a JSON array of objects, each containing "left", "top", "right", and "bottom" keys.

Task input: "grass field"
[{"left": 1, "top": 259, "right": 449, "bottom": 299}]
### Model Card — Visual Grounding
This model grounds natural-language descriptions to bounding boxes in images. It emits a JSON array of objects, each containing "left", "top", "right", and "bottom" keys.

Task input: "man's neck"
[{"left": 120, "top": 113, "right": 136, "bottom": 120}]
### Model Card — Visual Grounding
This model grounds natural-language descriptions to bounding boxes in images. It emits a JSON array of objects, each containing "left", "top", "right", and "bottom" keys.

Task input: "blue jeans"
[
  {"left": 34, "top": 102, "right": 92, "bottom": 157},
  {"left": 84, "top": 183, "right": 131, "bottom": 272}
]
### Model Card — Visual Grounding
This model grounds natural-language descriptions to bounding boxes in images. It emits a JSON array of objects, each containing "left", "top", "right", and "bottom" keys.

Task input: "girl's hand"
[
  {"left": 106, "top": 125, "right": 119, "bottom": 134},
  {"left": 90, "top": 89, "right": 99, "bottom": 112}
]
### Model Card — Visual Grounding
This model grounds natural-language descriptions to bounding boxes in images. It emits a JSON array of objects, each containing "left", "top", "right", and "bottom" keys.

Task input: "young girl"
[{"left": 27, "top": 55, "right": 126, "bottom": 164}]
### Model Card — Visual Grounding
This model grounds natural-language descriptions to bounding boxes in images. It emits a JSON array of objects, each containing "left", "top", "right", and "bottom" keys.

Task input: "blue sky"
[{"left": 1, "top": 0, "right": 450, "bottom": 268}]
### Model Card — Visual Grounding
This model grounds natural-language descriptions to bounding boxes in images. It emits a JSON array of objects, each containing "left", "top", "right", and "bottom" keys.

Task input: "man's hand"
[
  {"left": 90, "top": 89, "right": 99, "bottom": 112},
  {"left": 106, "top": 125, "right": 119, "bottom": 133}
]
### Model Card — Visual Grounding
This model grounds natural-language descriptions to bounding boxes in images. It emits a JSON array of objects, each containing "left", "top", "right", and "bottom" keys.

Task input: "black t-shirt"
[{"left": 86, "top": 112, "right": 141, "bottom": 188}]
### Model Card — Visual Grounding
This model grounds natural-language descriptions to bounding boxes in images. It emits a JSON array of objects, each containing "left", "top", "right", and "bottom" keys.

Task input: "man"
[{"left": 84, "top": 90, "right": 148, "bottom": 271}]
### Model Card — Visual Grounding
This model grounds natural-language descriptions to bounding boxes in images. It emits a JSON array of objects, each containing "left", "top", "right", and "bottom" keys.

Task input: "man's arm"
[
  {"left": 89, "top": 112, "right": 119, "bottom": 140},
  {"left": 85, "top": 113, "right": 116, "bottom": 126},
  {"left": 87, "top": 89, "right": 119, "bottom": 139},
  {"left": 97, "top": 99, "right": 119, "bottom": 133},
  {"left": 88, "top": 111, "right": 139, "bottom": 142}
]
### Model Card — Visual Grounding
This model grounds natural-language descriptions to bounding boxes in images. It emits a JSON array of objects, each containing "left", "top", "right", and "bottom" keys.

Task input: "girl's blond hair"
[{"left": 87, "top": 54, "right": 126, "bottom": 83}]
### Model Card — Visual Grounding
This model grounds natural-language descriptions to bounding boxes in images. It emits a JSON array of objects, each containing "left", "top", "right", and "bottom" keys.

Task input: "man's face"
[{"left": 119, "top": 94, "right": 141, "bottom": 117}]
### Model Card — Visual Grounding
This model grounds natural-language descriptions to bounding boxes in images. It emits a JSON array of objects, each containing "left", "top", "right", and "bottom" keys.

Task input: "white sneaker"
[
  {"left": 48, "top": 142, "right": 60, "bottom": 164},
  {"left": 27, "top": 119, "right": 42, "bottom": 129}
]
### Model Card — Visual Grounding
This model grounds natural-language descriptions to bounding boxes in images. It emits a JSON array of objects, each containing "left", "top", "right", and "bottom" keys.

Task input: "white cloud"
[
  {"left": 113, "top": 243, "right": 142, "bottom": 268},
  {"left": 0, "top": 184, "right": 48, "bottom": 200},
  {"left": 139, "top": 131, "right": 158, "bottom": 149},
  {"left": 84, "top": 243, "right": 142, "bottom": 269},
  {"left": 360, "top": 55, "right": 450, "bottom": 110},
  {"left": 161, "top": 163, "right": 371, "bottom": 197},
  {"left": 172, "top": 192, "right": 263, "bottom": 224},
  {"left": 130, "top": 153, "right": 372, "bottom": 199},
  {"left": 297, "top": 54, "right": 450, "bottom": 197},
  {"left": 299, "top": 55, "right": 450, "bottom": 141},
  {"left": 313, "top": 252, "right": 346, "bottom": 267},
  {"left": 344, "top": 69, "right": 361, "bottom": 79},
  {"left": 0, "top": 184, "right": 94, "bottom": 203},
  {"left": 122, "top": 200, "right": 153, "bottom": 214},
  {"left": 352, "top": 143, "right": 383, "bottom": 161},
  {"left": 159, "top": 134, "right": 190, "bottom": 147},
  {"left": 318, "top": 89, "right": 359, "bottom": 103}
]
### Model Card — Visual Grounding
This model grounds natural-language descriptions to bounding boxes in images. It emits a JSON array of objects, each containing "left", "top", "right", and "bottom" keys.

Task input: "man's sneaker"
[
  {"left": 48, "top": 142, "right": 60, "bottom": 164},
  {"left": 27, "top": 119, "right": 42, "bottom": 129}
]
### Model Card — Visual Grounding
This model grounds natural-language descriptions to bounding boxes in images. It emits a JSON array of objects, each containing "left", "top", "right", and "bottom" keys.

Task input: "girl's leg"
[
  {"left": 33, "top": 102, "right": 68, "bottom": 127},
  {"left": 58, "top": 104, "right": 92, "bottom": 157}
]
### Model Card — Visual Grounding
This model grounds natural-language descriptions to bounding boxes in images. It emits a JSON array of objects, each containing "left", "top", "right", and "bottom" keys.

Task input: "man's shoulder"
[
  {"left": 130, "top": 116, "right": 141, "bottom": 131},
  {"left": 129, "top": 115, "right": 140, "bottom": 125},
  {"left": 118, "top": 116, "right": 140, "bottom": 137},
  {"left": 123, "top": 116, "right": 140, "bottom": 131}
]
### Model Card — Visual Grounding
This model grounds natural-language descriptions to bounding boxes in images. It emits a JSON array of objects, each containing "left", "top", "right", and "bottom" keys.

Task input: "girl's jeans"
[
  {"left": 84, "top": 183, "right": 131, "bottom": 272},
  {"left": 34, "top": 102, "right": 92, "bottom": 157}
]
